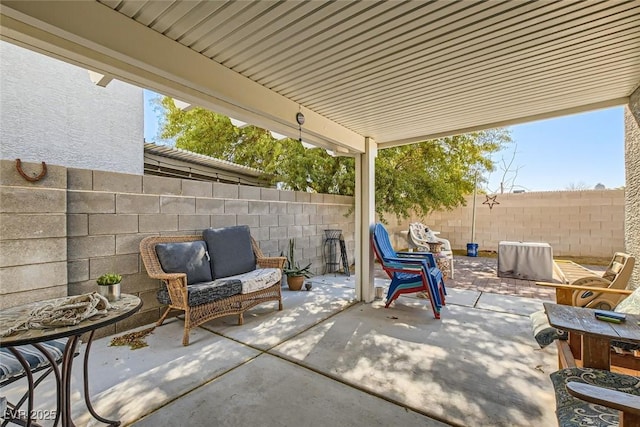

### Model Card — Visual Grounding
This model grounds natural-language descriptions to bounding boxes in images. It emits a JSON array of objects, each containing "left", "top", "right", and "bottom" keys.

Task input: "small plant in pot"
[
  {"left": 283, "top": 239, "right": 313, "bottom": 291},
  {"left": 96, "top": 273, "right": 122, "bottom": 302}
]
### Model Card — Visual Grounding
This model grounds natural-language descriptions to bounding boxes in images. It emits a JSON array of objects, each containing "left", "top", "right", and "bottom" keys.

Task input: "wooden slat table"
[{"left": 544, "top": 302, "right": 640, "bottom": 370}]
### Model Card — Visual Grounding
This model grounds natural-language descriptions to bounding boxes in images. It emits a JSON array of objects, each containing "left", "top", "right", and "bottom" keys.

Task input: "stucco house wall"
[
  {"left": 0, "top": 41, "right": 143, "bottom": 175},
  {"left": 625, "top": 86, "right": 640, "bottom": 289}
]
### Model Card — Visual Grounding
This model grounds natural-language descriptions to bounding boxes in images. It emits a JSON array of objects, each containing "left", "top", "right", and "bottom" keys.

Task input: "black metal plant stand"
[
  {"left": 323, "top": 229, "right": 341, "bottom": 274},
  {"left": 323, "top": 230, "right": 350, "bottom": 276}
]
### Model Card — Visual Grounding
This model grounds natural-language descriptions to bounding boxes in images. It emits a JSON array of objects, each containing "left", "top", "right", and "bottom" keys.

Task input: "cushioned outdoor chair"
[
  {"left": 0, "top": 338, "right": 70, "bottom": 426},
  {"left": 407, "top": 222, "right": 455, "bottom": 279},
  {"left": 550, "top": 367, "right": 640, "bottom": 427},
  {"left": 372, "top": 223, "right": 446, "bottom": 319}
]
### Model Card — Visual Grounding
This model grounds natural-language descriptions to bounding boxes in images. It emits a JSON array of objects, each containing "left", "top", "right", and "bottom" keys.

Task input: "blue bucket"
[{"left": 467, "top": 243, "right": 479, "bottom": 257}]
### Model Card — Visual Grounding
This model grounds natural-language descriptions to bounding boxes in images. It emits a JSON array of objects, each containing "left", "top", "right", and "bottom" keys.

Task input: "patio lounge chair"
[
  {"left": 371, "top": 223, "right": 446, "bottom": 319},
  {"left": 407, "top": 222, "right": 454, "bottom": 279},
  {"left": 544, "top": 253, "right": 635, "bottom": 310},
  {"left": 570, "top": 252, "right": 635, "bottom": 310}
]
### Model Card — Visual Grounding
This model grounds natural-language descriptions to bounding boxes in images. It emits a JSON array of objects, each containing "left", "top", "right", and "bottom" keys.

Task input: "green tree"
[
  {"left": 375, "top": 130, "right": 508, "bottom": 221},
  {"left": 158, "top": 97, "right": 510, "bottom": 221},
  {"left": 159, "top": 97, "right": 354, "bottom": 192}
]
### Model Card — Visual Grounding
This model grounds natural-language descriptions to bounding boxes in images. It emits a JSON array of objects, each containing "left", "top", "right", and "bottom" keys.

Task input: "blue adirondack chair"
[{"left": 371, "top": 223, "right": 446, "bottom": 319}]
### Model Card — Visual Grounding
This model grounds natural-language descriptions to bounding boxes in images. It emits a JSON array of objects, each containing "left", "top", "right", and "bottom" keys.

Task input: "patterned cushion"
[
  {"left": 611, "top": 340, "right": 640, "bottom": 352},
  {"left": 222, "top": 268, "right": 282, "bottom": 294},
  {"left": 530, "top": 310, "right": 568, "bottom": 348},
  {"left": 0, "top": 338, "right": 67, "bottom": 383},
  {"left": 155, "top": 241, "right": 212, "bottom": 285},
  {"left": 550, "top": 367, "right": 640, "bottom": 427},
  {"left": 203, "top": 226, "right": 256, "bottom": 279},
  {"left": 156, "top": 279, "right": 242, "bottom": 306}
]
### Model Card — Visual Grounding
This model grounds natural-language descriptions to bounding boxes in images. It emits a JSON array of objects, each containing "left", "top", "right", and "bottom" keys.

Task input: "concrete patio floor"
[{"left": 3, "top": 256, "right": 576, "bottom": 427}]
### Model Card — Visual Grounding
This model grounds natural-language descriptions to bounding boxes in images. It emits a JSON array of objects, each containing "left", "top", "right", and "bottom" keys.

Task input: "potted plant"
[
  {"left": 96, "top": 273, "right": 122, "bottom": 302},
  {"left": 283, "top": 239, "right": 312, "bottom": 291}
]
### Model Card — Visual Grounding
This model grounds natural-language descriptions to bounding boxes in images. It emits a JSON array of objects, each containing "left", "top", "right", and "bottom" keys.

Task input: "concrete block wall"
[
  {"left": 67, "top": 171, "right": 355, "bottom": 336},
  {"left": 386, "top": 189, "right": 626, "bottom": 258},
  {"left": 1, "top": 161, "right": 355, "bottom": 336},
  {"left": 2, "top": 160, "right": 634, "bottom": 336},
  {"left": 0, "top": 160, "right": 69, "bottom": 309}
]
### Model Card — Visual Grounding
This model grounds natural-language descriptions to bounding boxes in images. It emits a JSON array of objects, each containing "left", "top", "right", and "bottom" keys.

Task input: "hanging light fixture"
[{"left": 296, "top": 112, "right": 305, "bottom": 142}]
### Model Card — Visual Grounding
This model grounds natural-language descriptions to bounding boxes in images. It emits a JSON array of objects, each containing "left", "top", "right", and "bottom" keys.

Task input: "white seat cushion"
[{"left": 222, "top": 268, "right": 282, "bottom": 294}]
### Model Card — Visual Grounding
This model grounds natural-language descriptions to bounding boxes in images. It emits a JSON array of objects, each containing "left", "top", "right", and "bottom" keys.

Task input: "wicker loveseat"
[{"left": 140, "top": 225, "right": 286, "bottom": 345}]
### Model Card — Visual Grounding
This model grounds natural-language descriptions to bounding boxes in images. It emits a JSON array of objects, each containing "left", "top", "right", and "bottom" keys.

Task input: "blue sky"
[
  {"left": 144, "top": 90, "right": 625, "bottom": 192},
  {"left": 487, "top": 106, "right": 625, "bottom": 192}
]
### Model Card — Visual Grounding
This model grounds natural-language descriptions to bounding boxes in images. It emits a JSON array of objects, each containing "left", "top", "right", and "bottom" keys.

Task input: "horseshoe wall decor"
[{"left": 16, "top": 159, "right": 47, "bottom": 182}]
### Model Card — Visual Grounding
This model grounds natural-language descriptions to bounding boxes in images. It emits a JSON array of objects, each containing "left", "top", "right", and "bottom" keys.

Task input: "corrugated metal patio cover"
[{"left": 99, "top": 0, "right": 640, "bottom": 146}]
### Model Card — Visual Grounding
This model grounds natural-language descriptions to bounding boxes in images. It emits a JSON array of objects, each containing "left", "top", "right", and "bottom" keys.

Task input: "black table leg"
[
  {"left": 32, "top": 343, "right": 62, "bottom": 427},
  {"left": 61, "top": 336, "right": 80, "bottom": 427},
  {"left": 82, "top": 331, "right": 120, "bottom": 427},
  {"left": 5, "top": 348, "right": 35, "bottom": 427}
]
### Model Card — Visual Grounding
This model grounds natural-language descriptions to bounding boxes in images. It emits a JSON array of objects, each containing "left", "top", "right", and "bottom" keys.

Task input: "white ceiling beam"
[
  {"left": 87, "top": 70, "right": 112, "bottom": 87},
  {"left": 378, "top": 98, "right": 628, "bottom": 149},
  {"left": 0, "top": 1, "right": 365, "bottom": 154}
]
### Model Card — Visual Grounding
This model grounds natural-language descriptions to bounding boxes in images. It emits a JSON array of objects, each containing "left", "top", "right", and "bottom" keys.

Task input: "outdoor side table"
[
  {"left": 0, "top": 294, "right": 142, "bottom": 426},
  {"left": 498, "top": 241, "right": 553, "bottom": 281}
]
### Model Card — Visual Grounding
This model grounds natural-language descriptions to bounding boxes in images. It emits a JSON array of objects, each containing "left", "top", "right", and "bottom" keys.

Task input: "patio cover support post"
[
  {"left": 355, "top": 137, "right": 377, "bottom": 302},
  {"left": 625, "top": 85, "right": 640, "bottom": 289}
]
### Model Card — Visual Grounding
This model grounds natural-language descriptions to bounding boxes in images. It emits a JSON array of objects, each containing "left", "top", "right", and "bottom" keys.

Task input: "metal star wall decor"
[{"left": 483, "top": 194, "right": 500, "bottom": 210}]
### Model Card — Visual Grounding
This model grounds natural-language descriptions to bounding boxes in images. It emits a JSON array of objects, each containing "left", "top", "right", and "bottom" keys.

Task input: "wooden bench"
[{"left": 140, "top": 226, "right": 286, "bottom": 346}]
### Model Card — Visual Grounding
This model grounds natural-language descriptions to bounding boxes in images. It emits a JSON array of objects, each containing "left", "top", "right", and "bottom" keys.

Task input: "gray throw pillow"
[
  {"left": 203, "top": 225, "right": 256, "bottom": 279},
  {"left": 155, "top": 241, "right": 212, "bottom": 285}
]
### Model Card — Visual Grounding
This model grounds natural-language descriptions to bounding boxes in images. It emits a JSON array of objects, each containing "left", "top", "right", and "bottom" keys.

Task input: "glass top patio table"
[
  {"left": 0, "top": 294, "right": 142, "bottom": 347},
  {"left": 0, "top": 294, "right": 141, "bottom": 427}
]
